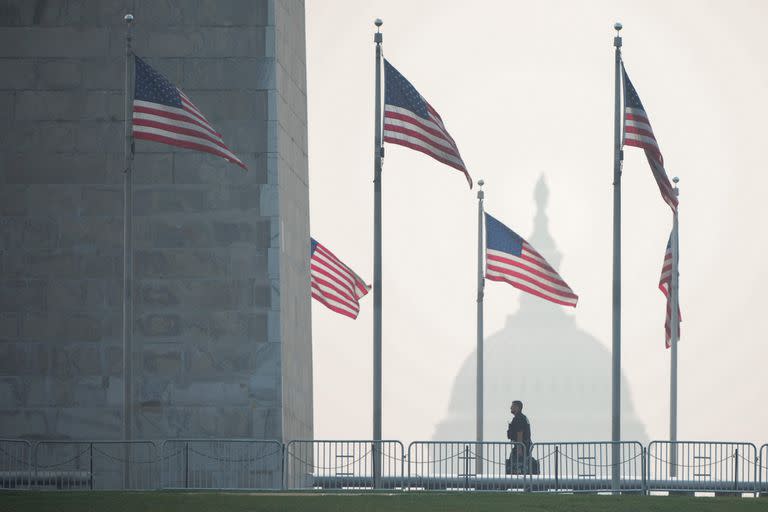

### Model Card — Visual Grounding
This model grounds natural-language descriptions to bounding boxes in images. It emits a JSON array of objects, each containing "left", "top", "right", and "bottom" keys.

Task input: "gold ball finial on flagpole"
[
  {"left": 614, "top": 22, "right": 622, "bottom": 32},
  {"left": 124, "top": 13, "right": 134, "bottom": 23}
]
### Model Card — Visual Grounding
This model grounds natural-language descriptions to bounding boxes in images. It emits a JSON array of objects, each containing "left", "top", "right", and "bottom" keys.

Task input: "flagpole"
[
  {"left": 611, "top": 21, "right": 623, "bottom": 493},
  {"left": 372, "top": 17, "right": 383, "bottom": 487},
  {"left": 476, "top": 179, "right": 485, "bottom": 475},
  {"left": 122, "top": 13, "right": 135, "bottom": 443},
  {"left": 669, "top": 177, "right": 680, "bottom": 477}
]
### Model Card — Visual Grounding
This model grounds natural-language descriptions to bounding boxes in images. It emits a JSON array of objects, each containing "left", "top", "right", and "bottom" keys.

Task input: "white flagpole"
[
  {"left": 611, "top": 21, "right": 623, "bottom": 493},
  {"left": 669, "top": 177, "right": 680, "bottom": 476},
  {"left": 372, "top": 18, "right": 383, "bottom": 487},
  {"left": 122, "top": 13, "right": 135, "bottom": 443},
  {"left": 476, "top": 179, "right": 485, "bottom": 475}
]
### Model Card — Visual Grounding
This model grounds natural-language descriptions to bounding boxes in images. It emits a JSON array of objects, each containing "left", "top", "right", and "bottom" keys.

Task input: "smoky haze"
[{"left": 306, "top": 1, "right": 768, "bottom": 445}]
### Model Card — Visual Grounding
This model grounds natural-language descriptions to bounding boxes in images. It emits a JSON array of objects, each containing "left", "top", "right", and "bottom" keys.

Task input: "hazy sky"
[{"left": 305, "top": 0, "right": 768, "bottom": 444}]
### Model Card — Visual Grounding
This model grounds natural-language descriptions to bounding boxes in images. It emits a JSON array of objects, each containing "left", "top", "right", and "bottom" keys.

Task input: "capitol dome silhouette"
[{"left": 433, "top": 176, "right": 649, "bottom": 443}]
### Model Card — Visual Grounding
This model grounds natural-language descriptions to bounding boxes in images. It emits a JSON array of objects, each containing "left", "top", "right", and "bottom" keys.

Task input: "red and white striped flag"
[
  {"left": 311, "top": 238, "right": 370, "bottom": 319},
  {"left": 383, "top": 59, "right": 472, "bottom": 188},
  {"left": 132, "top": 56, "right": 246, "bottom": 169},
  {"left": 485, "top": 212, "right": 578, "bottom": 307},
  {"left": 659, "top": 234, "right": 681, "bottom": 348},
  {"left": 622, "top": 65, "right": 677, "bottom": 212}
]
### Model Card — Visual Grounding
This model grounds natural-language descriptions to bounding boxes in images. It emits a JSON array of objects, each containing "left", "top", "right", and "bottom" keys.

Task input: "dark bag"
[{"left": 505, "top": 454, "right": 540, "bottom": 475}]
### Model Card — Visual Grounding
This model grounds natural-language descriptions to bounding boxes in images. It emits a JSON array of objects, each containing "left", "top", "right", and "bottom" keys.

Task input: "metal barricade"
[
  {"left": 0, "top": 439, "right": 32, "bottom": 489},
  {"left": 406, "top": 441, "right": 528, "bottom": 491},
  {"left": 161, "top": 439, "right": 282, "bottom": 490},
  {"left": 528, "top": 441, "right": 644, "bottom": 493},
  {"left": 284, "top": 440, "right": 404, "bottom": 489},
  {"left": 760, "top": 444, "right": 768, "bottom": 495},
  {"left": 647, "top": 441, "right": 758, "bottom": 494},
  {"left": 32, "top": 440, "right": 158, "bottom": 490}
]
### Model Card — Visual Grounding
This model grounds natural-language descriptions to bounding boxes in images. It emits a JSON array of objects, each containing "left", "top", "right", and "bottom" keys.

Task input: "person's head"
[{"left": 510, "top": 400, "right": 523, "bottom": 415}]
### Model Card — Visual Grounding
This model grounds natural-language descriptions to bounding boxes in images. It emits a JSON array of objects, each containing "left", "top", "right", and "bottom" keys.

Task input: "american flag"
[
  {"left": 311, "top": 238, "right": 370, "bottom": 319},
  {"left": 485, "top": 213, "right": 578, "bottom": 307},
  {"left": 658, "top": 234, "right": 681, "bottom": 348},
  {"left": 132, "top": 56, "right": 246, "bottom": 169},
  {"left": 622, "top": 65, "right": 677, "bottom": 211},
  {"left": 383, "top": 59, "right": 472, "bottom": 188}
]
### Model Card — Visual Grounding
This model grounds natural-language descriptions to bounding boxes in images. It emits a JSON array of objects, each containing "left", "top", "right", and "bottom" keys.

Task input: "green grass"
[{"left": 1, "top": 491, "right": 766, "bottom": 512}]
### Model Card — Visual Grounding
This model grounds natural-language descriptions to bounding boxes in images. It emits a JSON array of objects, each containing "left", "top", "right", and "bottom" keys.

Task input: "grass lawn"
[{"left": 0, "top": 491, "right": 766, "bottom": 512}]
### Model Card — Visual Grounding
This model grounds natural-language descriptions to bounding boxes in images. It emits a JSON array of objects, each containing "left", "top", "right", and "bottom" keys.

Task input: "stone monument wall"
[{"left": 0, "top": 0, "right": 311, "bottom": 442}]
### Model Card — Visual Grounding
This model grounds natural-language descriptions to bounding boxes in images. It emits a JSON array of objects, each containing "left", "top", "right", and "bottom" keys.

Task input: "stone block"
[
  {"left": 5, "top": 121, "right": 77, "bottom": 153},
  {"left": 248, "top": 374, "right": 280, "bottom": 405},
  {"left": 0, "top": 1, "right": 34, "bottom": 26},
  {"left": 182, "top": 58, "right": 275, "bottom": 90},
  {"left": 191, "top": 406, "right": 251, "bottom": 437},
  {"left": 0, "top": 218, "right": 48, "bottom": 250},
  {"left": 79, "top": 249, "right": 121, "bottom": 278},
  {"left": 197, "top": 0, "right": 269, "bottom": 27},
  {"left": 252, "top": 406, "right": 281, "bottom": 439},
  {"left": 81, "top": 57, "right": 123, "bottom": 90},
  {"left": 208, "top": 311, "right": 268, "bottom": 343},
  {"left": 0, "top": 0, "right": 126, "bottom": 27},
  {"left": 138, "top": 279, "right": 245, "bottom": 310},
  {"left": 7, "top": 151, "right": 109, "bottom": 184},
  {"left": 179, "top": 89, "right": 268, "bottom": 122},
  {"left": 0, "top": 312, "right": 20, "bottom": 339},
  {"left": 48, "top": 344, "right": 104, "bottom": 378},
  {"left": 15, "top": 91, "right": 78, "bottom": 120},
  {"left": 0, "top": 27, "right": 109, "bottom": 58},
  {"left": 137, "top": 28, "right": 200, "bottom": 57},
  {"left": 133, "top": 186, "right": 206, "bottom": 215},
  {"left": 75, "top": 120, "right": 123, "bottom": 153},
  {"left": 4, "top": 249, "right": 78, "bottom": 278},
  {"left": 24, "top": 186, "right": 81, "bottom": 219},
  {"left": 192, "top": 27, "right": 266, "bottom": 58},
  {"left": 148, "top": 218, "right": 213, "bottom": 248},
  {"left": 36, "top": 60, "right": 82, "bottom": 89},
  {"left": 80, "top": 186, "right": 122, "bottom": 216},
  {"left": 0, "top": 184, "right": 28, "bottom": 216},
  {"left": 214, "top": 119, "right": 268, "bottom": 153},
  {"left": 58, "top": 215, "right": 123, "bottom": 249},
  {"left": 22, "top": 312, "right": 118, "bottom": 343},
  {"left": 71, "top": 376, "right": 107, "bottom": 406},
  {"left": 48, "top": 279, "right": 109, "bottom": 311},
  {"left": 174, "top": 381, "right": 247, "bottom": 406},
  {"left": 134, "top": 0, "right": 198, "bottom": 26},
  {"left": 0, "top": 342, "right": 25, "bottom": 374},
  {"left": 0, "top": 59, "right": 35, "bottom": 89},
  {"left": 51, "top": 407, "right": 121, "bottom": 440},
  {"left": 251, "top": 284, "right": 270, "bottom": 308},
  {"left": 105, "top": 344, "right": 122, "bottom": 375},
  {"left": 135, "top": 249, "right": 229, "bottom": 278},
  {"left": 0, "top": 409, "right": 50, "bottom": 438},
  {"left": 0, "top": 377, "right": 22, "bottom": 407},
  {"left": 142, "top": 344, "right": 183, "bottom": 374},
  {"left": 132, "top": 153, "right": 173, "bottom": 184},
  {"left": 137, "top": 313, "right": 181, "bottom": 337},
  {"left": 105, "top": 375, "right": 121, "bottom": 406},
  {"left": 172, "top": 152, "right": 263, "bottom": 184},
  {"left": 0, "top": 279, "right": 47, "bottom": 312},
  {"left": 138, "top": 376, "right": 173, "bottom": 404},
  {"left": 229, "top": 247, "right": 268, "bottom": 280}
]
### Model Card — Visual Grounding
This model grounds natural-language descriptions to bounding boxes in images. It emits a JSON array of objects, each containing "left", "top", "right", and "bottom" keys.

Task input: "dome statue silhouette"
[{"left": 432, "top": 175, "right": 649, "bottom": 443}]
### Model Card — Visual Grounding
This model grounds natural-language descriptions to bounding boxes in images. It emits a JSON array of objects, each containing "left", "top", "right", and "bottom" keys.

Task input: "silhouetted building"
[{"left": 433, "top": 176, "right": 648, "bottom": 442}]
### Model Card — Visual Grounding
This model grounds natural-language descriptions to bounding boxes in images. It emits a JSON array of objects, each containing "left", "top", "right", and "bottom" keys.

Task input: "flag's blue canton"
[
  {"left": 310, "top": 238, "right": 318, "bottom": 256},
  {"left": 384, "top": 59, "right": 428, "bottom": 120},
  {"left": 622, "top": 71, "right": 645, "bottom": 112},
  {"left": 485, "top": 213, "right": 523, "bottom": 256},
  {"left": 134, "top": 57, "right": 182, "bottom": 108}
]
